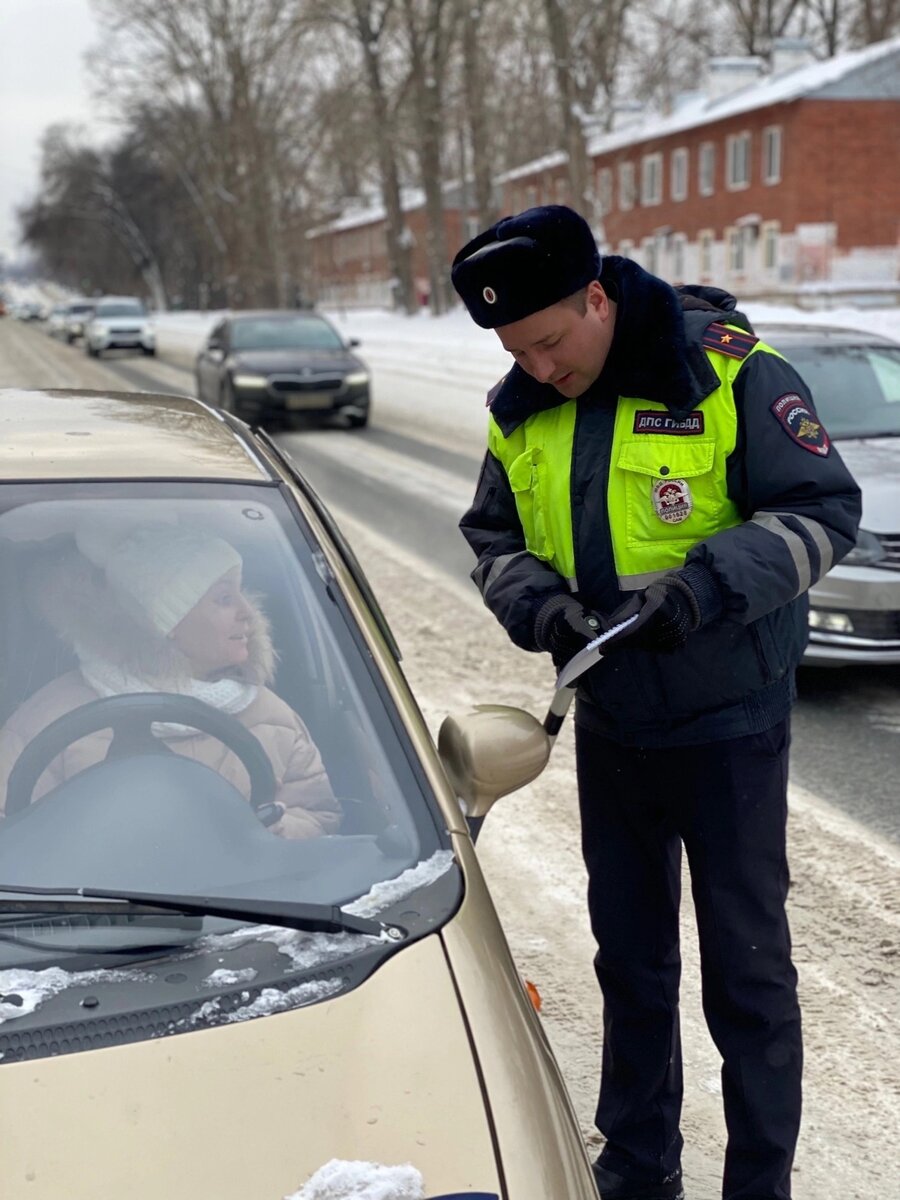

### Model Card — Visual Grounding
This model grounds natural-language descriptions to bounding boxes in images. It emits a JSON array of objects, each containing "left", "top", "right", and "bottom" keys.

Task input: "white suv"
[{"left": 84, "top": 297, "right": 155, "bottom": 358}]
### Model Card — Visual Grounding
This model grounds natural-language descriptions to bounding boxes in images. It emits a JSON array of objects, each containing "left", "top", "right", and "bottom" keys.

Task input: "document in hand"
[{"left": 554, "top": 613, "right": 640, "bottom": 690}]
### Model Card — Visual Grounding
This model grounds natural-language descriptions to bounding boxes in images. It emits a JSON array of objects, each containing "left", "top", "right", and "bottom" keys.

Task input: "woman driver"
[{"left": 0, "top": 524, "right": 340, "bottom": 839}]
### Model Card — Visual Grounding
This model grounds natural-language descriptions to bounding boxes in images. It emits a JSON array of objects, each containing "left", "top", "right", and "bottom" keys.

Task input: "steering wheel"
[{"left": 5, "top": 693, "right": 279, "bottom": 824}]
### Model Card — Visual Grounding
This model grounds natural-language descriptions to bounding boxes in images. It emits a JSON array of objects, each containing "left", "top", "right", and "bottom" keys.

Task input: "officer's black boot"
[{"left": 592, "top": 1161, "right": 685, "bottom": 1200}]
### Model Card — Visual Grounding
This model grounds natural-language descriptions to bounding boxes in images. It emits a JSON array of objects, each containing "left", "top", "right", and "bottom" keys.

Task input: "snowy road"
[{"left": 2, "top": 317, "right": 899, "bottom": 1197}]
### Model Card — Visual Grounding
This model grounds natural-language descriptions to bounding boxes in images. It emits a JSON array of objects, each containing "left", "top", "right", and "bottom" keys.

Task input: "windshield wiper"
[{"left": 0, "top": 884, "right": 403, "bottom": 942}]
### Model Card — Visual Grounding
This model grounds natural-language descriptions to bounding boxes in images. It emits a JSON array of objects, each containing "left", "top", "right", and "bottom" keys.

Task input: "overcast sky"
[{"left": 0, "top": 0, "right": 102, "bottom": 262}]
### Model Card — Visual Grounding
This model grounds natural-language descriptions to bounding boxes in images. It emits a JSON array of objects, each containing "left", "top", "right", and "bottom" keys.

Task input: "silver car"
[
  {"left": 758, "top": 323, "right": 900, "bottom": 666},
  {"left": 84, "top": 296, "right": 156, "bottom": 357}
]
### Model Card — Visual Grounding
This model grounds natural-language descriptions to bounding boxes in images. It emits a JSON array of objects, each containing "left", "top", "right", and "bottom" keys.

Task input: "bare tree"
[
  {"left": 90, "top": 0, "right": 320, "bottom": 307},
  {"left": 398, "top": 0, "right": 459, "bottom": 313},
  {"left": 460, "top": 0, "right": 497, "bottom": 226}
]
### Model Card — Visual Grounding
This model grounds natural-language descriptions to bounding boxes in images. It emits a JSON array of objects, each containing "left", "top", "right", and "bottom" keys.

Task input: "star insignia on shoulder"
[{"left": 719, "top": 332, "right": 733, "bottom": 344}]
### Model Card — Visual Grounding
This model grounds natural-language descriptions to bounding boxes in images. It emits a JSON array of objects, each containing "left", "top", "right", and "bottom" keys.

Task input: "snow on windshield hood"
[
  {"left": 0, "top": 853, "right": 456, "bottom": 1030},
  {"left": 285, "top": 1159, "right": 424, "bottom": 1200},
  {"left": 0, "top": 966, "right": 152, "bottom": 1026},
  {"left": 342, "top": 850, "right": 455, "bottom": 919},
  {"left": 185, "top": 976, "right": 343, "bottom": 1028}
]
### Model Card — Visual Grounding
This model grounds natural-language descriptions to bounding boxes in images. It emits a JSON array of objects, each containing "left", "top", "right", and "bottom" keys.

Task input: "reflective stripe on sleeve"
[
  {"left": 476, "top": 549, "right": 533, "bottom": 600},
  {"left": 769, "top": 511, "right": 835, "bottom": 579},
  {"left": 616, "top": 568, "right": 669, "bottom": 592},
  {"left": 750, "top": 512, "right": 811, "bottom": 595}
]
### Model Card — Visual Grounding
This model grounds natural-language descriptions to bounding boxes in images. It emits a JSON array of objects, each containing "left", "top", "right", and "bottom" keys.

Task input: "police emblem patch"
[
  {"left": 483, "top": 285, "right": 497, "bottom": 304},
  {"left": 652, "top": 477, "right": 693, "bottom": 524},
  {"left": 770, "top": 393, "right": 831, "bottom": 456}
]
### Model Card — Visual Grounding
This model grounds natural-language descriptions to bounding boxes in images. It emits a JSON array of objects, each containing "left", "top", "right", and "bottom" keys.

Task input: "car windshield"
[
  {"left": 768, "top": 337, "right": 900, "bottom": 440},
  {"left": 231, "top": 316, "right": 344, "bottom": 352},
  {"left": 68, "top": 304, "right": 94, "bottom": 316},
  {"left": 95, "top": 302, "right": 145, "bottom": 318},
  {"left": 0, "top": 483, "right": 452, "bottom": 969}
]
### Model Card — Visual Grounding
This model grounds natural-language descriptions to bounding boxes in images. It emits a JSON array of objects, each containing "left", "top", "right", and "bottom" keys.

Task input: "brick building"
[
  {"left": 309, "top": 36, "right": 900, "bottom": 308},
  {"left": 307, "top": 185, "right": 478, "bottom": 309}
]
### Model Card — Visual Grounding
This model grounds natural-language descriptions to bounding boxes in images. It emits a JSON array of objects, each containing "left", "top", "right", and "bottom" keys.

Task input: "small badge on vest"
[
  {"left": 770, "top": 392, "right": 831, "bottom": 456},
  {"left": 652, "top": 477, "right": 693, "bottom": 524},
  {"left": 633, "top": 410, "right": 705, "bottom": 435}
]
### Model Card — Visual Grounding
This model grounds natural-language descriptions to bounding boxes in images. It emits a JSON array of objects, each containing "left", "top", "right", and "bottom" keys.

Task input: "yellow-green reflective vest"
[{"left": 487, "top": 339, "right": 770, "bottom": 592}]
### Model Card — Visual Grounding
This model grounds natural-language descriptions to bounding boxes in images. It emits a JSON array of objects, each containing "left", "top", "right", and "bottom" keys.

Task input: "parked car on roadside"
[
  {"left": 194, "top": 310, "right": 371, "bottom": 427},
  {"left": 46, "top": 303, "right": 70, "bottom": 338},
  {"left": 758, "top": 322, "right": 900, "bottom": 665},
  {"left": 63, "top": 299, "right": 96, "bottom": 344},
  {"left": 83, "top": 296, "right": 155, "bottom": 358},
  {"left": 0, "top": 386, "right": 594, "bottom": 1200}
]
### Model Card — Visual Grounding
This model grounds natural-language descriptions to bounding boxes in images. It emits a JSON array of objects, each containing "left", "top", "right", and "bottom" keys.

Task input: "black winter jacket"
[{"left": 459, "top": 258, "right": 862, "bottom": 746}]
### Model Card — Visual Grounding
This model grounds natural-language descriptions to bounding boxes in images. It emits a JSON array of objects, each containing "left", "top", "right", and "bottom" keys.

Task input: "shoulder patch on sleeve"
[
  {"left": 702, "top": 322, "right": 759, "bottom": 361},
  {"left": 770, "top": 392, "right": 831, "bottom": 456},
  {"left": 486, "top": 375, "right": 507, "bottom": 408}
]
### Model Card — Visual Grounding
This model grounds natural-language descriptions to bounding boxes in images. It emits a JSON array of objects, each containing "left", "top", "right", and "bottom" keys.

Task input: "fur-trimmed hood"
[{"left": 31, "top": 546, "right": 276, "bottom": 688}]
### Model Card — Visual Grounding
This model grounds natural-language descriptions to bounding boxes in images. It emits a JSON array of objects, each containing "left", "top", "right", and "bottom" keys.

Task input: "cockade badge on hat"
[{"left": 482, "top": 286, "right": 497, "bottom": 304}]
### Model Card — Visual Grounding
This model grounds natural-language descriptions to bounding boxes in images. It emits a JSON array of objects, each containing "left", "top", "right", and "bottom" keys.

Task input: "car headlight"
[
  {"left": 344, "top": 370, "right": 369, "bottom": 387},
  {"left": 843, "top": 529, "right": 885, "bottom": 567},
  {"left": 92, "top": 323, "right": 108, "bottom": 336},
  {"left": 809, "top": 609, "right": 854, "bottom": 633},
  {"left": 232, "top": 373, "right": 268, "bottom": 388}
]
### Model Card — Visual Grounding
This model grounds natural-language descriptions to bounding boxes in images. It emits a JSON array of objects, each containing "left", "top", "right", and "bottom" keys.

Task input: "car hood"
[
  {"left": 0, "top": 934, "right": 501, "bottom": 1200},
  {"left": 835, "top": 436, "right": 900, "bottom": 533},
  {"left": 231, "top": 348, "right": 358, "bottom": 374}
]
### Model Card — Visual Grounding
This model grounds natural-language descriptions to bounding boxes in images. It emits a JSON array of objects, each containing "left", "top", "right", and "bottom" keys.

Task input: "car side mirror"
[
  {"left": 207, "top": 337, "right": 222, "bottom": 352},
  {"left": 347, "top": 337, "right": 361, "bottom": 348},
  {"left": 437, "top": 704, "right": 551, "bottom": 820}
]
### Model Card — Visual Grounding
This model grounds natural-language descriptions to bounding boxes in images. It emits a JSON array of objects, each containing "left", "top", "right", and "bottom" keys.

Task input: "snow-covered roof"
[
  {"left": 587, "top": 35, "right": 900, "bottom": 158},
  {"left": 498, "top": 150, "right": 567, "bottom": 185},
  {"left": 307, "top": 189, "right": 426, "bottom": 239}
]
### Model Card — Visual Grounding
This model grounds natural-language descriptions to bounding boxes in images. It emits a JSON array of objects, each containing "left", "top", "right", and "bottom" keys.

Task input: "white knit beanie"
[{"left": 76, "top": 522, "right": 242, "bottom": 635}]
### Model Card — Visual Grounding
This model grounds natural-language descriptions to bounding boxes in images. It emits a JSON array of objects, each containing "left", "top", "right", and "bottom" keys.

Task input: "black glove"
[
  {"left": 533, "top": 594, "right": 602, "bottom": 668},
  {"left": 600, "top": 573, "right": 704, "bottom": 654}
]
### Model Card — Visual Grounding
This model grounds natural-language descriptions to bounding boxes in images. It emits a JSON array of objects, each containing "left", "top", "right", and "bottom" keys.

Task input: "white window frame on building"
[
  {"left": 726, "top": 131, "right": 752, "bottom": 190},
  {"left": 671, "top": 148, "right": 688, "bottom": 201},
  {"left": 763, "top": 126, "right": 782, "bottom": 185},
  {"left": 762, "top": 220, "right": 780, "bottom": 270},
  {"left": 619, "top": 162, "right": 636, "bottom": 211},
  {"left": 726, "top": 225, "right": 746, "bottom": 272},
  {"left": 596, "top": 166, "right": 613, "bottom": 216},
  {"left": 699, "top": 228, "right": 714, "bottom": 276},
  {"left": 619, "top": 239, "right": 635, "bottom": 259},
  {"left": 643, "top": 236, "right": 658, "bottom": 274},
  {"left": 699, "top": 142, "right": 715, "bottom": 196},
  {"left": 641, "top": 152, "right": 663, "bottom": 206},
  {"left": 671, "top": 233, "right": 687, "bottom": 280}
]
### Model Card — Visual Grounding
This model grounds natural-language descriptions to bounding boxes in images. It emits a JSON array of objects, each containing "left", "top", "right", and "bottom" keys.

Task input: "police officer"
[{"left": 451, "top": 206, "right": 861, "bottom": 1200}]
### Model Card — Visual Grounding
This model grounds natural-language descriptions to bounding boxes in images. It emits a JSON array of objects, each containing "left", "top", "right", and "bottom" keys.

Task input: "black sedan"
[{"left": 194, "top": 311, "right": 371, "bottom": 427}]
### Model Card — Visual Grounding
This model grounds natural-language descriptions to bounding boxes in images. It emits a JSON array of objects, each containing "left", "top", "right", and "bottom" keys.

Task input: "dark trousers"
[{"left": 575, "top": 720, "right": 802, "bottom": 1200}]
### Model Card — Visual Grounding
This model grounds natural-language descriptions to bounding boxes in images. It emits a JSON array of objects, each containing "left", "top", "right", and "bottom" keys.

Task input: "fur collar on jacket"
[
  {"left": 488, "top": 257, "right": 753, "bottom": 435},
  {"left": 32, "top": 547, "right": 276, "bottom": 690}
]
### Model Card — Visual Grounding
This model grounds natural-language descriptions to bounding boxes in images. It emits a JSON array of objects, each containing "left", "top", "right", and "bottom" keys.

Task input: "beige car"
[{"left": 0, "top": 389, "right": 596, "bottom": 1200}]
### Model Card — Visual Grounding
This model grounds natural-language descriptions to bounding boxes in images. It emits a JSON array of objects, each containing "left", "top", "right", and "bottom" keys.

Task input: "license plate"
[{"left": 286, "top": 392, "right": 332, "bottom": 410}]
